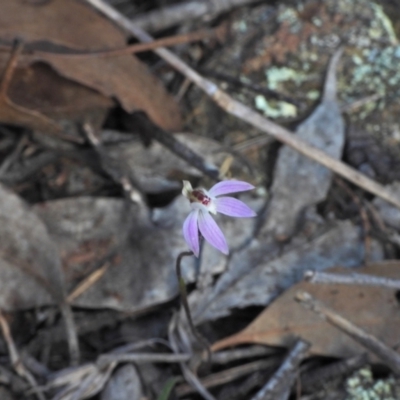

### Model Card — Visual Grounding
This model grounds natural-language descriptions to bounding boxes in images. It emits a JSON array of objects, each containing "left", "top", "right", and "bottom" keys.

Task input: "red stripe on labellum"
[{"left": 191, "top": 190, "right": 211, "bottom": 206}]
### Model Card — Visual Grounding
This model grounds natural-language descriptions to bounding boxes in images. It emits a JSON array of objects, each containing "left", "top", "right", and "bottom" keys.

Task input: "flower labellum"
[{"left": 182, "top": 180, "right": 256, "bottom": 257}]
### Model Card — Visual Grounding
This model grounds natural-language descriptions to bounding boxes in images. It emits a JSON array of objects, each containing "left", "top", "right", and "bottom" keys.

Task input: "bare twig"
[
  {"left": 97, "top": 352, "right": 191, "bottom": 367},
  {"left": 251, "top": 340, "right": 310, "bottom": 400},
  {"left": 83, "top": 122, "right": 145, "bottom": 205},
  {"left": 0, "top": 311, "right": 45, "bottom": 400},
  {"left": 304, "top": 270, "right": 400, "bottom": 289},
  {"left": 295, "top": 291, "right": 400, "bottom": 375},
  {"left": 212, "top": 345, "right": 279, "bottom": 365},
  {"left": 130, "top": 0, "right": 262, "bottom": 32},
  {"left": 176, "top": 358, "right": 280, "bottom": 397},
  {"left": 0, "top": 26, "right": 224, "bottom": 59},
  {"left": 130, "top": 113, "right": 220, "bottom": 180},
  {"left": 85, "top": 0, "right": 400, "bottom": 211}
]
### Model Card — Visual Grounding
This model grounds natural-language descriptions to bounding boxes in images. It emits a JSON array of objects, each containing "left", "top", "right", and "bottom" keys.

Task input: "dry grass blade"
[
  {"left": 176, "top": 358, "right": 280, "bottom": 397},
  {"left": 67, "top": 262, "right": 111, "bottom": 304},
  {"left": 85, "top": 0, "right": 400, "bottom": 211},
  {"left": 51, "top": 362, "right": 117, "bottom": 400},
  {"left": 0, "top": 310, "right": 45, "bottom": 400}
]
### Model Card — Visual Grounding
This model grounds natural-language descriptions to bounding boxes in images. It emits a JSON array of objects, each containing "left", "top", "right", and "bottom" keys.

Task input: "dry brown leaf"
[
  {"left": 9, "top": 63, "right": 112, "bottom": 123},
  {"left": 0, "top": 44, "right": 68, "bottom": 136},
  {"left": 0, "top": 0, "right": 182, "bottom": 131},
  {"left": 212, "top": 261, "right": 400, "bottom": 358}
]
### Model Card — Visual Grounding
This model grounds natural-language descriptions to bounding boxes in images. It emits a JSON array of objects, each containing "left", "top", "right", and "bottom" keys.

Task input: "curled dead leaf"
[{"left": 0, "top": 0, "right": 182, "bottom": 131}]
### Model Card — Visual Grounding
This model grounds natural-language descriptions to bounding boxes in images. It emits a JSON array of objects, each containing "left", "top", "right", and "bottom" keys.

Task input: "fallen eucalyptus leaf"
[{"left": 212, "top": 261, "right": 400, "bottom": 360}]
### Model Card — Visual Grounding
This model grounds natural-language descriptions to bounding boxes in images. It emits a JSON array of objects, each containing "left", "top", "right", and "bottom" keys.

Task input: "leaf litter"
[
  {"left": 0, "top": 182, "right": 65, "bottom": 310},
  {"left": 0, "top": 0, "right": 182, "bottom": 132},
  {"left": 0, "top": 0, "right": 400, "bottom": 399}
]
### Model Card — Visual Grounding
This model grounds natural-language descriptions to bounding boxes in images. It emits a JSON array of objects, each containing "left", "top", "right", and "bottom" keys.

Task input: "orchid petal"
[
  {"left": 198, "top": 210, "right": 228, "bottom": 255},
  {"left": 182, "top": 209, "right": 200, "bottom": 256},
  {"left": 215, "top": 197, "right": 256, "bottom": 217},
  {"left": 208, "top": 180, "right": 255, "bottom": 197}
]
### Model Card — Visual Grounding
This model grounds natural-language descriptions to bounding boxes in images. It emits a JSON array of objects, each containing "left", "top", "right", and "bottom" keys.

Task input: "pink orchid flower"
[{"left": 182, "top": 180, "right": 256, "bottom": 257}]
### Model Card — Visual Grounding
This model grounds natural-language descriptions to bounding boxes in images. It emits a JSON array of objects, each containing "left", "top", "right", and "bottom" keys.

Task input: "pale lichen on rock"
[{"left": 346, "top": 367, "right": 400, "bottom": 400}]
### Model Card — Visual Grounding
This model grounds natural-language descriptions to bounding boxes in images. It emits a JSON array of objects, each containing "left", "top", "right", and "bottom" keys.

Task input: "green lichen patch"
[{"left": 346, "top": 367, "right": 400, "bottom": 400}]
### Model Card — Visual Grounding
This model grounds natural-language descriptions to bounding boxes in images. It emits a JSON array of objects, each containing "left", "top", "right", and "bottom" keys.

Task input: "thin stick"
[
  {"left": 176, "top": 358, "right": 279, "bottom": 397},
  {"left": 130, "top": 0, "right": 261, "bottom": 32},
  {"left": 295, "top": 291, "right": 400, "bottom": 375},
  {"left": 132, "top": 113, "right": 219, "bottom": 180},
  {"left": 304, "top": 270, "right": 400, "bottom": 290},
  {"left": 251, "top": 340, "right": 310, "bottom": 400},
  {"left": 0, "top": 310, "right": 45, "bottom": 400},
  {"left": 0, "top": 27, "right": 222, "bottom": 59},
  {"left": 97, "top": 352, "right": 191, "bottom": 366},
  {"left": 176, "top": 251, "right": 212, "bottom": 361},
  {"left": 84, "top": 0, "right": 400, "bottom": 211},
  {"left": 83, "top": 122, "right": 145, "bottom": 205},
  {"left": 60, "top": 302, "right": 80, "bottom": 366},
  {"left": 67, "top": 262, "right": 110, "bottom": 303}
]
